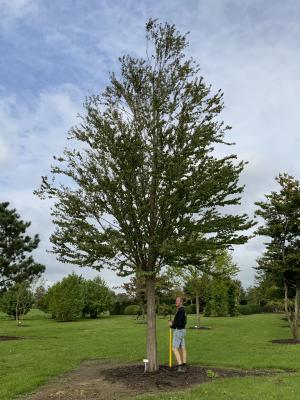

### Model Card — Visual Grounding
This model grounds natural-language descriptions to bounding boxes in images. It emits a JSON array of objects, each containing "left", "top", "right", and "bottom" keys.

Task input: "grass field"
[{"left": 0, "top": 311, "right": 300, "bottom": 399}]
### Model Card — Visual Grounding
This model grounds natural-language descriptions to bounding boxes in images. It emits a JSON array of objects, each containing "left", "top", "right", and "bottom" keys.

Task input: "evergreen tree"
[
  {"left": 34, "top": 284, "right": 49, "bottom": 313},
  {"left": 35, "top": 20, "right": 253, "bottom": 371},
  {"left": 227, "top": 280, "right": 240, "bottom": 316},
  {"left": 0, "top": 202, "right": 45, "bottom": 291}
]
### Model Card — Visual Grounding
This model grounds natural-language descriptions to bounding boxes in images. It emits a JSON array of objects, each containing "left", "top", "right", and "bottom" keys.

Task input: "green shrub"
[
  {"left": 110, "top": 300, "right": 132, "bottom": 315},
  {"left": 264, "top": 299, "right": 285, "bottom": 313},
  {"left": 239, "top": 304, "right": 264, "bottom": 315},
  {"left": 248, "top": 304, "right": 262, "bottom": 314},
  {"left": 47, "top": 274, "right": 84, "bottom": 322},
  {"left": 184, "top": 304, "right": 196, "bottom": 314},
  {"left": 239, "top": 305, "right": 252, "bottom": 315},
  {"left": 157, "top": 303, "right": 173, "bottom": 316},
  {"left": 124, "top": 305, "right": 141, "bottom": 315}
]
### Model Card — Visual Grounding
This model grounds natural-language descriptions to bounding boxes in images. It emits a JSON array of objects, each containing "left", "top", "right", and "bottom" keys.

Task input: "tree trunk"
[
  {"left": 293, "top": 284, "right": 300, "bottom": 340},
  {"left": 139, "top": 299, "right": 145, "bottom": 319},
  {"left": 146, "top": 277, "right": 157, "bottom": 372},
  {"left": 15, "top": 303, "right": 19, "bottom": 326},
  {"left": 195, "top": 291, "right": 200, "bottom": 327},
  {"left": 284, "top": 281, "right": 298, "bottom": 339}
]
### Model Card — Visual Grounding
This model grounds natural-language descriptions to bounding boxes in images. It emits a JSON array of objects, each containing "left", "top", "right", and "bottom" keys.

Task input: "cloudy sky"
[{"left": 1, "top": 0, "right": 299, "bottom": 289}]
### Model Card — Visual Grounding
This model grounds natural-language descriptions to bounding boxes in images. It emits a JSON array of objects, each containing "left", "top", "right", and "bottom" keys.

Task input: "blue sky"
[{"left": 1, "top": 0, "right": 300, "bottom": 288}]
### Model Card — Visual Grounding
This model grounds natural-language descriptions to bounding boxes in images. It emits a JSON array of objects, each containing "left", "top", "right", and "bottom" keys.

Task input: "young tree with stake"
[{"left": 35, "top": 20, "right": 253, "bottom": 371}]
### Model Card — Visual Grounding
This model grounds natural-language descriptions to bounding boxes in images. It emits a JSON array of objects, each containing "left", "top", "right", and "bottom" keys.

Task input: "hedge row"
[{"left": 238, "top": 304, "right": 277, "bottom": 315}]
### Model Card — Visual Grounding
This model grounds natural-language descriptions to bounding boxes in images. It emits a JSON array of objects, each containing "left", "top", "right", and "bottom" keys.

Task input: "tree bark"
[
  {"left": 195, "top": 291, "right": 200, "bottom": 327},
  {"left": 15, "top": 303, "right": 19, "bottom": 326},
  {"left": 146, "top": 277, "right": 157, "bottom": 372},
  {"left": 284, "top": 280, "right": 298, "bottom": 339},
  {"left": 293, "top": 284, "right": 300, "bottom": 340}
]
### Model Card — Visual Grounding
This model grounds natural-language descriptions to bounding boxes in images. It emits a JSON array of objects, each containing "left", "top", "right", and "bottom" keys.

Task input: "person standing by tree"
[{"left": 169, "top": 297, "right": 187, "bottom": 372}]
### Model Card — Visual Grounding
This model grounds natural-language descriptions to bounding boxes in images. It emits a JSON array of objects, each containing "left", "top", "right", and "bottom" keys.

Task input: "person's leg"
[
  {"left": 181, "top": 346, "right": 187, "bottom": 364},
  {"left": 172, "top": 347, "right": 182, "bottom": 365},
  {"left": 180, "top": 330, "right": 187, "bottom": 366},
  {"left": 172, "top": 330, "right": 183, "bottom": 366}
]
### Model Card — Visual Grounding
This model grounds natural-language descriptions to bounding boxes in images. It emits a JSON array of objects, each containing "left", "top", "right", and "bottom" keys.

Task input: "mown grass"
[{"left": 0, "top": 311, "right": 299, "bottom": 399}]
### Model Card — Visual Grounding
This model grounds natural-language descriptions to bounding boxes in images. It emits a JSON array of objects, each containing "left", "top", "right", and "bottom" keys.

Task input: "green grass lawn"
[{"left": 0, "top": 311, "right": 299, "bottom": 400}]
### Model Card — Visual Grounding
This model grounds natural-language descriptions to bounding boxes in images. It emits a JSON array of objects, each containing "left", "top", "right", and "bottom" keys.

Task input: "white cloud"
[
  {"left": 0, "top": 0, "right": 38, "bottom": 29},
  {"left": 0, "top": 85, "right": 80, "bottom": 182}
]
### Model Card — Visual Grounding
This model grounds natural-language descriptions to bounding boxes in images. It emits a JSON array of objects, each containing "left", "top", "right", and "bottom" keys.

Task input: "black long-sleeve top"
[{"left": 171, "top": 306, "right": 187, "bottom": 329}]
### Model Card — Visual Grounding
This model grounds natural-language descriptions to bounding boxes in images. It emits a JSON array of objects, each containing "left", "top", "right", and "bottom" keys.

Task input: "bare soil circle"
[
  {"left": 271, "top": 339, "right": 300, "bottom": 344},
  {"left": 0, "top": 335, "right": 22, "bottom": 341},
  {"left": 20, "top": 360, "right": 282, "bottom": 400}
]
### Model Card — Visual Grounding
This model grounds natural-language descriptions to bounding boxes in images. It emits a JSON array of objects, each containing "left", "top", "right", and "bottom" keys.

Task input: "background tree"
[
  {"left": 247, "top": 269, "right": 284, "bottom": 309},
  {"left": 202, "top": 250, "right": 240, "bottom": 317},
  {"left": 109, "top": 292, "right": 132, "bottom": 315},
  {"left": 0, "top": 282, "right": 34, "bottom": 324},
  {"left": 34, "top": 284, "right": 49, "bottom": 313},
  {"left": 227, "top": 280, "right": 241, "bottom": 316},
  {"left": 155, "top": 270, "right": 182, "bottom": 315},
  {"left": 35, "top": 20, "right": 253, "bottom": 371},
  {"left": 0, "top": 202, "right": 45, "bottom": 291},
  {"left": 181, "top": 266, "right": 207, "bottom": 326},
  {"left": 82, "top": 276, "right": 112, "bottom": 318},
  {"left": 47, "top": 274, "right": 84, "bottom": 322},
  {"left": 255, "top": 173, "right": 300, "bottom": 339},
  {"left": 179, "top": 249, "right": 239, "bottom": 323},
  {"left": 120, "top": 275, "right": 147, "bottom": 319}
]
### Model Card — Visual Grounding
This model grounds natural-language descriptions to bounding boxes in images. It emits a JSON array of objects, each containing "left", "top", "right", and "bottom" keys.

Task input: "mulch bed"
[
  {"left": 271, "top": 339, "right": 300, "bottom": 344},
  {"left": 21, "top": 360, "right": 284, "bottom": 400},
  {"left": 102, "top": 364, "right": 276, "bottom": 393},
  {"left": 0, "top": 335, "right": 22, "bottom": 341}
]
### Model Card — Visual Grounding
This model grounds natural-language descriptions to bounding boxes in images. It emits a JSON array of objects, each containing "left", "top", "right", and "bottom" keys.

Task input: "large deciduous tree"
[
  {"left": 35, "top": 20, "right": 253, "bottom": 371},
  {"left": 255, "top": 173, "right": 300, "bottom": 339},
  {"left": 0, "top": 202, "right": 45, "bottom": 291}
]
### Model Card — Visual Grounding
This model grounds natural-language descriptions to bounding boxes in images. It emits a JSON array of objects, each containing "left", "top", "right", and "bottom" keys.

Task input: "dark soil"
[
  {"left": 102, "top": 364, "right": 276, "bottom": 393},
  {"left": 271, "top": 338, "right": 300, "bottom": 344},
  {"left": 0, "top": 335, "right": 22, "bottom": 341},
  {"left": 189, "top": 326, "right": 211, "bottom": 330},
  {"left": 21, "top": 360, "right": 280, "bottom": 400}
]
